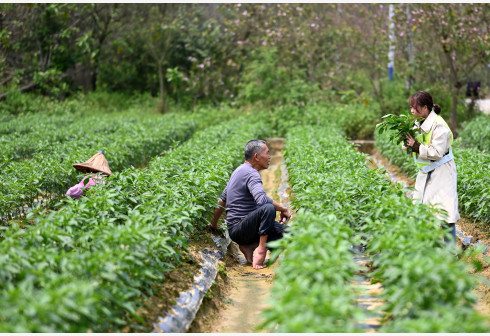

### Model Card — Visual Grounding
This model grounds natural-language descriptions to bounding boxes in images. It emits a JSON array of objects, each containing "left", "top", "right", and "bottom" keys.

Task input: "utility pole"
[
  {"left": 406, "top": 3, "right": 415, "bottom": 90},
  {"left": 388, "top": 4, "right": 395, "bottom": 81}
]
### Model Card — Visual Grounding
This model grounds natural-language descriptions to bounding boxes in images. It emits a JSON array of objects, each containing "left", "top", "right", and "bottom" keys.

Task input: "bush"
[
  {"left": 458, "top": 114, "right": 490, "bottom": 152},
  {"left": 269, "top": 103, "right": 378, "bottom": 139},
  {"left": 0, "top": 87, "right": 48, "bottom": 116},
  {"left": 237, "top": 47, "right": 319, "bottom": 107}
]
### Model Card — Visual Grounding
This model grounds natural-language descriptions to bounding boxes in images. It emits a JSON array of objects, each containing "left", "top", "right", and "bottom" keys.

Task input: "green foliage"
[
  {"left": 376, "top": 113, "right": 421, "bottom": 154},
  {"left": 455, "top": 147, "right": 490, "bottom": 223},
  {"left": 2, "top": 3, "right": 487, "bottom": 118},
  {"left": 260, "top": 212, "right": 363, "bottom": 333},
  {"left": 0, "top": 114, "right": 271, "bottom": 332},
  {"left": 375, "top": 128, "right": 490, "bottom": 224},
  {"left": 335, "top": 104, "right": 380, "bottom": 140},
  {"left": 0, "top": 94, "right": 242, "bottom": 222},
  {"left": 0, "top": 86, "right": 49, "bottom": 116},
  {"left": 377, "top": 78, "right": 411, "bottom": 115},
  {"left": 261, "top": 125, "right": 366, "bottom": 332},
  {"left": 268, "top": 103, "right": 379, "bottom": 139},
  {"left": 459, "top": 114, "right": 490, "bottom": 152},
  {"left": 237, "top": 47, "right": 319, "bottom": 107},
  {"left": 381, "top": 307, "right": 489, "bottom": 333},
  {"left": 262, "top": 118, "right": 487, "bottom": 332},
  {"left": 374, "top": 129, "right": 418, "bottom": 178}
]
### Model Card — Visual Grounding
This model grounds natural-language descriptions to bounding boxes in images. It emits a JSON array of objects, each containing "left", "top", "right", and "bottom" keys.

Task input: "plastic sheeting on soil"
[
  {"left": 153, "top": 143, "right": 290, "bottom": 333},
  {"left": 152, "top": 231, "right": 232, "bottom": 333},
  {"left": 351, "top": 254, "right": 383, "bottom": 331},
  {"left": 277, "top": 164, "right": 290, "bottom": 205}
]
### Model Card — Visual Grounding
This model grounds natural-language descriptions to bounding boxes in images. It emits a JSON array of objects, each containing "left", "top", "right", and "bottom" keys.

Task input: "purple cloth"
[
  {"left": 220, "top": 163, "right": 273, "bottom": 229},
  {"left": 66, "top": 175, "right": 104, "bottom": 199}
]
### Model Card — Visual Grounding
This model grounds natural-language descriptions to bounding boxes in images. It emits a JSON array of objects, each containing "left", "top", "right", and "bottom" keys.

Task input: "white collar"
[{"left": 416, "top": 111, "right": 438, "bottom": 134}]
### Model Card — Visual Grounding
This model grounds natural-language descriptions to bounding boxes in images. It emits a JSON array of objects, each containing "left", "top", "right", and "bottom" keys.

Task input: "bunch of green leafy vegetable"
[{"left": 376, "top": 113, "right": 421, "bottom": 154}]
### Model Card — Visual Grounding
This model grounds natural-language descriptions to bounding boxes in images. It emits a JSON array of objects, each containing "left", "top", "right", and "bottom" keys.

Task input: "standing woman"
[{"left": 405, "top": 91, "right": 459, "bottom": 244}]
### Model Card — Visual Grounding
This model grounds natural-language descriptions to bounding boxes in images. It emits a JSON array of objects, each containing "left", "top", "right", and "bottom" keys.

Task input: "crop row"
[
  {"left": 458, "top": 114, "right": 490, "bottom": 153},
  {"left": 0, "top": 115, "right": 270, "bottom": 332},
  {"left": 263, "top": 123, "right": 488, "bottom": 332},
  {"left": 0, "top": 100, "right": 239, "bottom": 164},
  {"left": 260, "top": 125, "right": 366, "bottom": 332},
  {"left": 0, "top": 105, "right": 240, "bottom": 222},
  {"left": 0, "top": 113, "right": 197, "bottom": 222},
  {"left": 267, "top": 102, "right": 378, "bottom": 140},
  {"left": 0, "top": 91, "right": 153, "bottom": 156},
  {"left": 375, "top": 130, "right": 490, "bottom": 224}
]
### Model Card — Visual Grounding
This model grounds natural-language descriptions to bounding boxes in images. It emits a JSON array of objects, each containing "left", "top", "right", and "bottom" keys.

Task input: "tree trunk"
[
  {"left": 157, "top": 61, "right": 167, "bottom": 113},
  {"left": 450, "top": 86, "right": 460, "bottom": 136},
  {"left": 371, "top": 73, "right": 385, "bottom": 116},
  {"left": 440, "top": 43, "right": 462, "bottom": 133},
  {"left": 90, "top": 59, "right": 98, "bottom": 91}
]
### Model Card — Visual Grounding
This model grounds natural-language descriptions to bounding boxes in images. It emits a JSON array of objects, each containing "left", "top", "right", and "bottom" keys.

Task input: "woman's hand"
[{"left": 406, "top": 133, "right": 415, "bottom": 147}]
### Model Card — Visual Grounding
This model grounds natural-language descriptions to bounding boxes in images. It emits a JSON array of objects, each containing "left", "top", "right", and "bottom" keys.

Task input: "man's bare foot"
[
  {"left": 239, "top": 243, "right": 258, "bottom": 264},
  {"left": 253, "top": 246, "right": 267, "bottom": 269}
]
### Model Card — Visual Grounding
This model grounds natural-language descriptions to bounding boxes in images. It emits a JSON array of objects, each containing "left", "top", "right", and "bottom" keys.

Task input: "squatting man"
[{"left": 209, "top": 139, "right": 291, "bottom": 269}]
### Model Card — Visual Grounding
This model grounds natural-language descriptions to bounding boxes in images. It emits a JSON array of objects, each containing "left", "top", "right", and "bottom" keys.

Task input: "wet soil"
[
  {"left": 190, "top": 138, "right": 286, "bottom": 333},
  {"left": 362, "top": 146, "right": 490, "bottom": 321},
  {"left": 352, "top": 255, "right": 383, "bottom": 332},
  {"left": 197, "top": 257, "right": 276, "bottom": 333},
  {"left": 367, "top": 150, "right": 415, "bottom": 188}
]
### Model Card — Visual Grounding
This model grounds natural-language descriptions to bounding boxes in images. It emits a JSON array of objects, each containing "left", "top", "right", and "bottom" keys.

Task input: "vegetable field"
[
  {"left": 1, "top": 2, "right": 489, "bottom": 333},
  {"left": 1, "top": 97, "right": 489, "bottom": 332},
  {"left": 262, "top": 117, "right": 488, "bottom": 332},
  {"left": 0, "top": 105, "right": 269, "bottom": 331}
]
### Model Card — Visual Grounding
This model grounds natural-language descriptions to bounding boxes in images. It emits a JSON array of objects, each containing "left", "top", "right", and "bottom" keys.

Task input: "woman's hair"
[{"left": 409, "top": 91, "right": 441, "bottom": 114}]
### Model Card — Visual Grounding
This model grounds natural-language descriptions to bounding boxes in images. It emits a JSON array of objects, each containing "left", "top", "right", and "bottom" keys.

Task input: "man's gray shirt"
[{"left": 220, "top": 162, "right": 273, "bottom": 229}]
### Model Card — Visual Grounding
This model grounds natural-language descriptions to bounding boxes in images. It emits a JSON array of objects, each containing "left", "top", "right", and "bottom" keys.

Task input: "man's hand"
[
  {"left": 208, "top": 223, "right": 219, "bottom": 231},
  {"left": 273, "top": 201, "right": 290, "bottom": 224},
  {"left": 279, "top": 209, "right": 291, "bottom": 224},
  {"left": 209, "top": 199, "right": 226, "bottom": 232}
]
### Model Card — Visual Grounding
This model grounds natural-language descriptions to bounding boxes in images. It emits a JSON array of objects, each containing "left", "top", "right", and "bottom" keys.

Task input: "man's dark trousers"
[{"left": 228, "top": 203, "right": 287, "bottom": 246}]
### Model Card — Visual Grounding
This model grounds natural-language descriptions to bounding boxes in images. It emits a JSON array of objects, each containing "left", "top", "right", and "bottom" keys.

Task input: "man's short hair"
[{"left": 244, "top": 139, "right": 266, "bottom": 161}]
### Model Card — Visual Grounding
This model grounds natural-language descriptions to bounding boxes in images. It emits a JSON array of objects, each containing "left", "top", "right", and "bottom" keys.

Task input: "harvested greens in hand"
[{"left": 376, "top": 113, "right": 421, "bottom": 154}]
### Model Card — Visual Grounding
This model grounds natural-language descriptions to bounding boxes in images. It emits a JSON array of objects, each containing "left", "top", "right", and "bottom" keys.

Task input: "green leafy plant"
[
  {"left": 459, "top": 115, "right": 490, "bottom": 153},
  {"left": 262, "top": 115, "right": 488, "bottom": 333},
  {"left": 375, "top": 126, "right": 490, "bottom": 224},
  {"left": 0, "top": 114, "right": 271, "bottom": 332},
  {"left": 376, "top": 113, "right": 421, "bottom": 154}
]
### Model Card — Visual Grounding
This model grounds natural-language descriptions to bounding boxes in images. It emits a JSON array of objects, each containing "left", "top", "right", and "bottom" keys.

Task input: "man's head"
[{"left": 244, "top": 139, "right": 270, "bottom": 171}]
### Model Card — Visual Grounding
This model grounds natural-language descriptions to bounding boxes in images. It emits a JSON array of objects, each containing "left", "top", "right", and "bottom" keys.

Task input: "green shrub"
[
  {"left": 459, "top": 114, "right": 490, "bottom": 152},
  {"left": 237, "top": 47, "right": 319, "bottom": 107},
  {"left": 0, "top": 87, "right": 48, "bottom": 116},
  {"left": 269, "top": 103, "right": 378, "bottom": 139}
]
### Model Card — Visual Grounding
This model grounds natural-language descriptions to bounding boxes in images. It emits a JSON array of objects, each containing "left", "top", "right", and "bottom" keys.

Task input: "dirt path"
[
  {"left": 198, "top": 139, "right": 385, "bottom": 333},
  {"left": 192, "top": 138, "right": 286, "bottom": 333},
  {"left": 205, "top": 263, "right": 276, "bottom": 333},
  {"left": 360, "top": 144, "right": 490, "bottom": 321}
]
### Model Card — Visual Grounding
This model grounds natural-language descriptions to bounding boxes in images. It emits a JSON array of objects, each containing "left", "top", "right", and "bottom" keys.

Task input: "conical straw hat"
[{"left": 73, "top": 151, "right": 112, "bottom": 176}]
